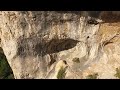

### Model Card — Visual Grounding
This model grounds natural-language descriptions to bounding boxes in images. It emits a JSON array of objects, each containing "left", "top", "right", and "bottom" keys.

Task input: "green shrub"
[
  {"left": 57, "top": 66, "right": 67, "bottom": 79},
  {"left": 114, "top": 67, "right": 120, "bottom": 79},
  {"left": 86, "top": 73, "right": 98, "bottom": 79}
]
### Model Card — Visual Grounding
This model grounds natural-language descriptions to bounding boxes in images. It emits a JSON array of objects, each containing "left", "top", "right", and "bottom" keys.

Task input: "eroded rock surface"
[{"left": 0, "top": 11, "right": 120, "bottom": 79}]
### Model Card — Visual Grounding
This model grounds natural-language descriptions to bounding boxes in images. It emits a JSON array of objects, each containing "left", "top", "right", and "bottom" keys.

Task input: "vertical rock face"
[{"left": 0, "top": 11, "right": 120, "bottom": 79}]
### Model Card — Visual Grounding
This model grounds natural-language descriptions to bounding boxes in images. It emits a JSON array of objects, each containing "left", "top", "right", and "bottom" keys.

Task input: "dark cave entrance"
[{"left": 0, "top": 48, "right": 14, "bottom": 79}]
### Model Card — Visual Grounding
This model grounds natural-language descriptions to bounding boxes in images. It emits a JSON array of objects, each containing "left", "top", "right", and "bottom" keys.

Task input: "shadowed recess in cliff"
[
  {"left": 17, "top": 36, "right": 79, "bottom": 58},
  {"left": 45, "top": 38, "right": 80, "bottom": 54},
  {"left": 100, "top": 12, "right": 120, "bottom": 23}
]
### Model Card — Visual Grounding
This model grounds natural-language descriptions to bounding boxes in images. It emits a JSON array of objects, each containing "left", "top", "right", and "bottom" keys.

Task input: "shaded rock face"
[{"left": 0, "top": 11, "right": 120, "bottom": 79}]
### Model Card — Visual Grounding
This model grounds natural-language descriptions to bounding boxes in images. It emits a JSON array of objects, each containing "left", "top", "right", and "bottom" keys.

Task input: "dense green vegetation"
[{"left": 0, "top": 53, "right": 14, "bottom": 79}]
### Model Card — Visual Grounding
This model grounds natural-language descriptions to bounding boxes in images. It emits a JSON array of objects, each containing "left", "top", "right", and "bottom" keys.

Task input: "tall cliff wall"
[{"left": 0, "top": 11, "right": 120, "bottom": 79}]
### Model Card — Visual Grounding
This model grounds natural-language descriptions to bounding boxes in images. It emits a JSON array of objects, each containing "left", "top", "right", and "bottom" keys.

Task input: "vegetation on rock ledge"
[
  {"left": 114, "top": 67, "right": 120, "bottom": 79},
  {"left": 86, "top": 73, "right": 99, "bottom": 79},
  {"left": 57, "top": 66, "right": 67, "bottom": 79}
]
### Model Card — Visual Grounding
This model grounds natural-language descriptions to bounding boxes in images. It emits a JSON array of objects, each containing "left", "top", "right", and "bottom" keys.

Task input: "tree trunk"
[{"left": 0, "top": 11, "right": 120, "bottom": 79}]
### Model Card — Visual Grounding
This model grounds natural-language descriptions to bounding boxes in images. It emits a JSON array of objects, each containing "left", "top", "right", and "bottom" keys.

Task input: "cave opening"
[{"left": 0, "top": 48, "right": 14, "bottom": 79}]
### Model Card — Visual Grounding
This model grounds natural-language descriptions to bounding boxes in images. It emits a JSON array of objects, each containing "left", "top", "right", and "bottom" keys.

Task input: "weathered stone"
[{"left": 0, "top": 11, "right": 120, "bottom": 79}]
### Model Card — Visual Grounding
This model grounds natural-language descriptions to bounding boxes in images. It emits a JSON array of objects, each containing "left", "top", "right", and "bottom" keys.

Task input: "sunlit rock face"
[{"left": 0, "top": 11, "right": 120, "bottom": 79}]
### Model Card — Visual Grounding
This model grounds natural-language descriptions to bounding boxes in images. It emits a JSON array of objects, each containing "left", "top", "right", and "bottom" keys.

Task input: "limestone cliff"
[{"left": 0, "top": 11, "right": 120, "bottom": 79}]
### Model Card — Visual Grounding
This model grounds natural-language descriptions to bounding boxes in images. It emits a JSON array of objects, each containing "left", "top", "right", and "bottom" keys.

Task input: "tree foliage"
[{"left": 0, "top": 53, "right": 14, "bottom": 79}]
